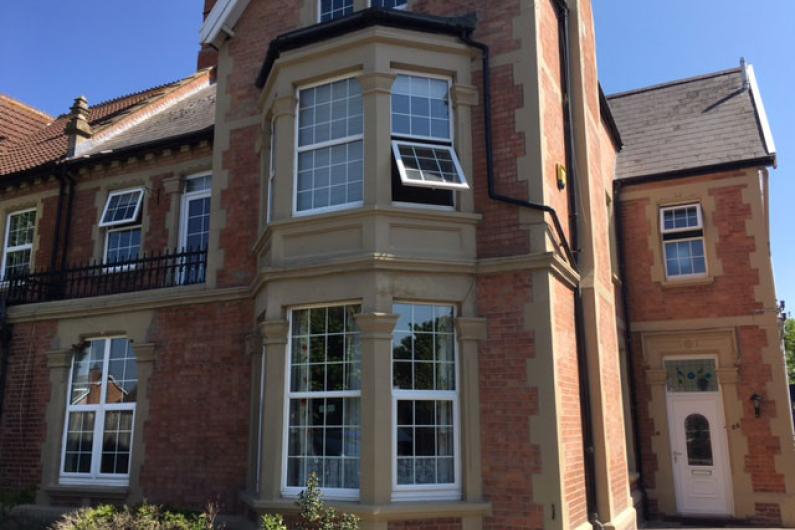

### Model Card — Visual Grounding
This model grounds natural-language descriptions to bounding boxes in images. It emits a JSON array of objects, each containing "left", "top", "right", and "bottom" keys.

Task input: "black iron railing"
[{"left": 2, "top": 248, "right": 207, "bottom": 306}]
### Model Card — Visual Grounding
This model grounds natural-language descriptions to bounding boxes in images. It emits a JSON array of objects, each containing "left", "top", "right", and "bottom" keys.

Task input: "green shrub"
[
  {"left": 50, "top": 503, "right": 219, "bottom": 530},
  {"left": 260, "top": 474, "right": 359, "bottom": 530},
  {"left": 0, "top": 488, "right": 36, "bottom": 520}
]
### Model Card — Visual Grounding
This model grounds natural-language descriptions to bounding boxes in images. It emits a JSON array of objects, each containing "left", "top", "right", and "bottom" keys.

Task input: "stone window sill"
[
  {"left": 240, "top": 491, "right": 491, "bottom": 522},
  {"left": 45, "top": 484, "right": 129, "bottom": 501},
  {"left": 661, "top": 275, "right": 714, "bottom": 289}
]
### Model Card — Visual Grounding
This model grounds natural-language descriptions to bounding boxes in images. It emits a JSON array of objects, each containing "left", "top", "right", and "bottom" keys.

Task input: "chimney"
[
  {"left": 65, "top": 95, "right": 92, "bottom": 156},
  {"left": 197, "top": 0, "right": 219, "bottom": 70}
]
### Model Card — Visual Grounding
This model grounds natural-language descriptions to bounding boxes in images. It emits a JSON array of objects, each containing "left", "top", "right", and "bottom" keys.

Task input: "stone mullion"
[
  {"left": 257, "top": 319, "right": 290, "bottom": 500},
  {"left": 355, "top": 312, "right": 399, "bottom": 512}
]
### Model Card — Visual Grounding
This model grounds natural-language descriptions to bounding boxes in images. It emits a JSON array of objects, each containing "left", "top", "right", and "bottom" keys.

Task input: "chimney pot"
[{"left": 65, "top": 95, "right": 93, "bottom": 156}]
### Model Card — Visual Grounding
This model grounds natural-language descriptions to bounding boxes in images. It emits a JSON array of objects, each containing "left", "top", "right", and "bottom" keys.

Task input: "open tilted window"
[
  {"left": 391, "top": 141, "right": 468, "bottom": 190},
  {"left": 99, "top": 188, "right": 144, "bottom": 228},
  {"left": 390, "top": 74, "right": 468, "bottom": 207}
]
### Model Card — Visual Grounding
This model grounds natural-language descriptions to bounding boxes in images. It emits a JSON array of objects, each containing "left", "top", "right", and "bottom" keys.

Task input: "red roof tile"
[
  {"left": 0, "top": 80, "right": 182, "bottom": 177},
  {"left": 0, "top": 95, "right": 53, "bottom": 153}
]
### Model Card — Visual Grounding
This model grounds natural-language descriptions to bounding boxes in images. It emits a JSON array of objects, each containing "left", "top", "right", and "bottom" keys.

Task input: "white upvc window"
[
  {"left": 391, "top": 302, "right": 460, "bottom": 501},
  {"left": 1, "top": 209, "right": 36, "bottom": 280},
  {"left": 104, "top": 227, "right": 142, "bottom": 266},
  {"left": 60, "top": 337, "right": 138, "bottom": 486},
  {"left": 370, "top": 0, "right": 408, "bottom": 8},
  {"left": 390, "top": 74, "right": 468, "bottom": 208},
  {"left": 267, "top": 119, "right": 276, "bottom": 224},
  {"left": 318, "top": 0, "right": 354, "bottom": 22},
  {"left": 660, "top": 204, "right": 707, "bottom": 279},
  {"left": 295, "top": 77, "right": 364, "bottom": 216},
  {"left": 283, "top": 303, "right": 362, "bottom": 499},
  {"left": 99, "top": 188, "right": 144, "bottom": 228},
  {"left": 100, "top": 188, "right": 144, "bottom": 266},
  {"left": 180, "top": 174, "right": 212, "bottom": 252}
]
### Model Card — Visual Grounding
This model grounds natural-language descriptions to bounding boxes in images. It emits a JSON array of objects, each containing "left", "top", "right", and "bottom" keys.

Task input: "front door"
[{"left": 665, "top": 359, "right": 733, "bottom": 517}]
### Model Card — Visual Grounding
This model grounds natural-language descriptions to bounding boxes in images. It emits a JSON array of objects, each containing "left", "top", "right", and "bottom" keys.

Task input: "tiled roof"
[
  {"left": 79, "top": 84, "right": 215, "bottom": 157},
  {"left": 607, "top": 67, "right": 774, "bottom": 180},
  {"left": 0, "top": 95, "right": 53, "bottom": 153},
  {"left": 0, "top": 72, "right": 213, "bottom": 177}
]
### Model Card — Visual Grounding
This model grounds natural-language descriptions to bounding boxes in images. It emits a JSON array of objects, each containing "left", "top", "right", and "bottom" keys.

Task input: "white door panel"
[{"left": 668, "top": 393, "right": 733, "bottom": 516}]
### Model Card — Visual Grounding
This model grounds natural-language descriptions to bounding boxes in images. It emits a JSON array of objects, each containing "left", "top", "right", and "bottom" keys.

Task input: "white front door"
[{"left": 668, "top": 392, "right": 733, "bottom": 516}]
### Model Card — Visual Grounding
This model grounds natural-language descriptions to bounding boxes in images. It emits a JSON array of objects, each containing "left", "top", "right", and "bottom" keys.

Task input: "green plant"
[
  {"left": 260, "top": 474, "right": 359, "bottom": 530},
  {"left": 50, "top": 503, "right": 219, "bottom": 530},
  {"left": 0, "top": 488, "right": 36, "bottom": 520},
  {"left": 785, "top": 319, "right": 795, "bottom": 384}
]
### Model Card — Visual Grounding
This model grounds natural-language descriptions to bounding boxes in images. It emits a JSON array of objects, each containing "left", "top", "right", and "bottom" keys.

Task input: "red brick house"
[{"left": 0, "top": 1, "right": 793, "bottom": 529}]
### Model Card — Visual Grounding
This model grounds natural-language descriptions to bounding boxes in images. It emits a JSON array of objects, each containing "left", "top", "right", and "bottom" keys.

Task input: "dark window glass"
[{"left": 685, "top": 414, "right": 714, "bottom": 466}]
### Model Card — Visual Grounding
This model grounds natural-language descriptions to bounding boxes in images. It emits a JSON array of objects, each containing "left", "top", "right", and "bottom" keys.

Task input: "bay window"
[
  {"left": 392, "top": 302, "right": 460, "bottom": 500},
  {"left": 284, "top": 304, "right": 362, "bottom": 498},
  {"left": 61, "top": 337, "right": 138, "bottom": 485},
  {"left": 660, "top": 204, "right": 707, "bottom": 279},
  {"left": 2, "top": 209, "right": 36, "bottom": 280},
  {"left": 295, "top": 78, "right": 364, "bottom": 215}
]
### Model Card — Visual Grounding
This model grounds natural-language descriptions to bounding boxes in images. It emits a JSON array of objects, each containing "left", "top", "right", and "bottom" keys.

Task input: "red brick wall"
[
  {"left": 554, "top": 279, "right": 587, "bottom": 527},
  {"left": 139, "top": 299, "right": 253, "bottom": 511},
  {"left": 476, "top": 272, "right": 544, "bottom": 530},
  {"left": 0, "top": 321, "right": 57, "bottom": 495},
  {"left": 619, "top": 172, "right": 763, "bottom": 322}
]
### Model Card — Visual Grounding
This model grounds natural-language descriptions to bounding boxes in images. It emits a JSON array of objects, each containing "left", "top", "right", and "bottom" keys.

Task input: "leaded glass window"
[{"left": 665, "top": 359, "right": 718, "bottom": 392}]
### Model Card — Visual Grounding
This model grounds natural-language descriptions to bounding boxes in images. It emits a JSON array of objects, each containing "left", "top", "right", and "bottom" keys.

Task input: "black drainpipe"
[
  {"left": 0, "top": 301, "right": 11, "bottom": 428},
  {"left": 50, "top": 172, "right": 68, "bottom": 272},
  {"left": 613, "top": 179, "right": 650, "bottom": 518},
  {"left": 60, "top": 171, "right": 76, "bottom": 273},
  {"left": 459, "top": 1, "right": 603, "bottom": 526}
]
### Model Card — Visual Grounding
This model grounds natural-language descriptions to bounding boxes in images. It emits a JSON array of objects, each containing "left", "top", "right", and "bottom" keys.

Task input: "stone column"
[
  {"left": 355, "top": 312, "right": 399, "bottom": 514},
  {"left": 270, "top": 95, "right": 297, "bottom": 223},
  {"left": 456, "top": 317, "right": 487, "bottom": 530},
  {"left": 451, "top": 84, "right": 478, "bottom": 214},
  {"left": 258, "top": 319, "right": 290, "bottom": 500},
  {"left": 358, "top": 73, "right": 396, "bottom": 210}
]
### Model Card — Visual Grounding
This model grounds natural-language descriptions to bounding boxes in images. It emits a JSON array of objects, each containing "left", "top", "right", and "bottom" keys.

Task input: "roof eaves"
[
  {"left": 255, "top": 7, "right": 477, "bottom": 88},
  {"left": 616, "top": 155, "right": 776, "bottom": 186},
  {"left": 598, "top": 83, "right": 622, "bottom": 150},
  {"left": 745, "top": 63, "right": 777, "bottom": 163},
  {"left": 606, "top": 67, "right": 743, "bottom": 100}
]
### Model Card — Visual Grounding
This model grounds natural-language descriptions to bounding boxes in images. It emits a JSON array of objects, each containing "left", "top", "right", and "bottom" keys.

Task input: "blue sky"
[
  {"left": 1, "top": 1, "right": 793, "bottom": 308},
  {"left": 595, "top": 0, "right": 795, "bottom": 311}
]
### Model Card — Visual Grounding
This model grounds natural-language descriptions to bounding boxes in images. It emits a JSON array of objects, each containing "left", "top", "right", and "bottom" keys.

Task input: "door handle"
[{"left": 672, "top": 451, "right": 682, "bottom": 463}]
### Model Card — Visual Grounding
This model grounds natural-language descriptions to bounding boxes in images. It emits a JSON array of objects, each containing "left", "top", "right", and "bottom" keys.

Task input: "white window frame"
[
  {"left": 1, "top": 208, "right": 36, "bottom": 281},
  {"left": 293, "top": 75, "right": 365, "bottom": 217},
  {"left": 391, "top": 302, "right": 462, "bottom": 502},
  {"left": 368, "top": 0, "right": 409, "bottom": 10},
  {"left": 391, "top": 140, "right": 469, "bottom": 191},
  {"left": 660, "top": 204, "right": 703, "bottom": 235},
  {"left": 179, "top": 172, "right": 212, "bottom": 251},
  {"left": 103, "top": 225, "right": 142, "bottom": 271},
  {"left": 389, "top": 72, "right": 469, "bottom": 199},
  {"left": 281, "top": 301, "right": 363, "bottom": 501},
  {"left": 267, "top": 119, "right": 276, "bottom": 224},
  {"left": 391, "top": 72, "right": 454, "bottom": 144},
  {"left": 660, "top": 203, "right": 707, "bottom": 280},
  {"left": 59, "top": 336, "right": 137, "bottom": 487},
  {"left": 98, "top": 188, "right": 145, "bottom": 228},
  {"left": 317, "top": 0, "right": 354, "bottom": 23}
]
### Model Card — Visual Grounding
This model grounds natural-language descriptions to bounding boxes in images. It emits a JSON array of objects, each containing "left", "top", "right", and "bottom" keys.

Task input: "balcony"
[{"left": 2, "top": 248, "right": 207, "bottom": 306}]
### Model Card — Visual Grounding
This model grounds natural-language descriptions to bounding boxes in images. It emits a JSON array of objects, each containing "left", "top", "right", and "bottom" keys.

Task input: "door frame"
[{"left": 664, "top": 354, "right": 734, "bottom": 517}]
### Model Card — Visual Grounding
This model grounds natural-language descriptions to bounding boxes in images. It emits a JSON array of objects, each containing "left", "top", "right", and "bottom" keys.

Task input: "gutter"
[
  {"left": 617, "top": 155, "right": 776, "bottom": 187},
  {"left": 256, "top": 8, "right": 477, "bottom": 89}
]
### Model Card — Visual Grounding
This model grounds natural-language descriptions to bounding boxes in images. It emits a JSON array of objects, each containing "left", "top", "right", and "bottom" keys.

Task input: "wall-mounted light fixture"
[{"left": 750, "top": 393, "right": 763, "bottom": 418}]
